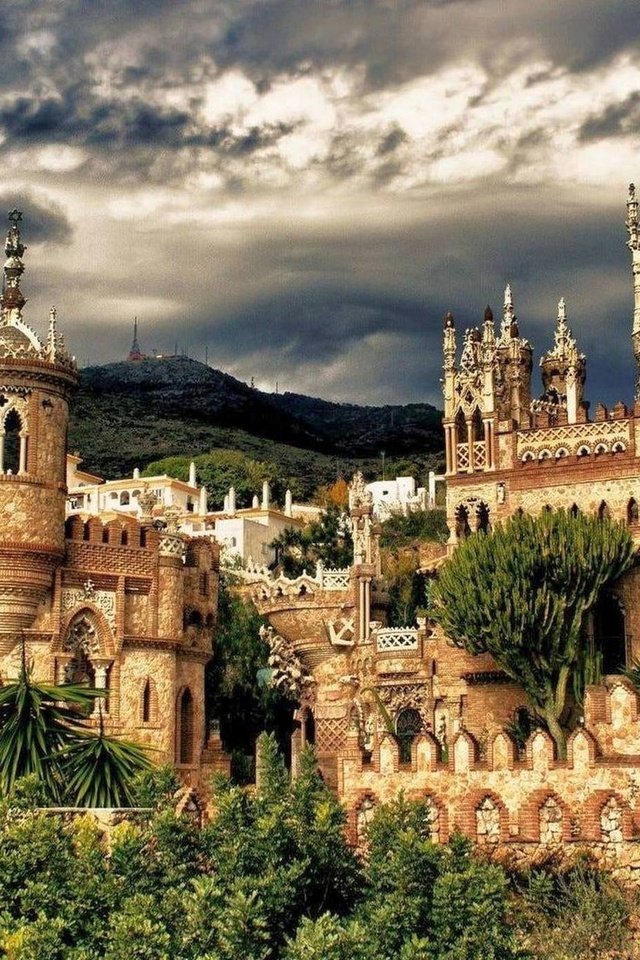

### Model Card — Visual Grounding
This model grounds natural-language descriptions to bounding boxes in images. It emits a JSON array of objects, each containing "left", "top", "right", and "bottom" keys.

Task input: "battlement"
[
  {"left": 65, "top": 514, "right": 159, "bottom": 551},
  {"left": 340, "top": 711, "right": 640, "bottom": 875}
]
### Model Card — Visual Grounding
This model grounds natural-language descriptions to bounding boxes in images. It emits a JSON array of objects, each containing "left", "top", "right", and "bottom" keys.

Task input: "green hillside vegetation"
[{"left": 69, "top": 358, "right": 444, "bottom": 501}]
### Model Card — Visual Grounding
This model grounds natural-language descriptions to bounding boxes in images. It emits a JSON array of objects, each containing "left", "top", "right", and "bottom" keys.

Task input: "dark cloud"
[
  {"left": 0, "top": 193, "right": 72, "bottom": 245},
  {"left": 578, "top": 91, "right": 640, "bottom": 141},
  {"left": 0, "top": 0, "right": 638, "bottom": 411}
]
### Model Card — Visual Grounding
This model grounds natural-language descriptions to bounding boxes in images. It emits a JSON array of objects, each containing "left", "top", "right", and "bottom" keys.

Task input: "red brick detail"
[
  {"left": 454, "top": 789, "right": 509, "bottom": 842},
  {"left": 519, "top": 789, "right": 573, "bottom": 842},
  {"left": 581, "top": 790, "right": 634, "bottom": 842}
]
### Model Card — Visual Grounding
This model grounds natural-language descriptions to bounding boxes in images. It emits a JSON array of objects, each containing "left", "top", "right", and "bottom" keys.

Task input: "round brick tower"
[{"left": 0, "top": 210, "right": 78, "bottom": 646}]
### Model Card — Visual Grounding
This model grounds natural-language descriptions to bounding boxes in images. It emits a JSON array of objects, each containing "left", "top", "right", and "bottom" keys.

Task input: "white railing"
[
  {"left": 237, "top": 558, "right": 350, "bottom": 599},
  {"left": 320, "top": 568, "right": 350, "bottom": 589},
  {"left": 375, "top": 628, "right": 419, "bottom": 651}
]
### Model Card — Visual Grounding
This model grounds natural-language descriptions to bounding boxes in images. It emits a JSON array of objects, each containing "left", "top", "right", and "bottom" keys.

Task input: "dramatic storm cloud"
[{"left": 1, "top": 0, "right": 640, "bottom": 405}]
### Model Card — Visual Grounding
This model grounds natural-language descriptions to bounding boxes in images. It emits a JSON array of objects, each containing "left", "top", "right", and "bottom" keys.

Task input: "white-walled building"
[
  {"left": 67, "top": 455, "right": 206, "bottom": 517},
  {"left": 67, "top": 457, "right": 304, "bottom": 567},
  {"left": 365, "top": 472, "right": 445, "bottom": 518}
]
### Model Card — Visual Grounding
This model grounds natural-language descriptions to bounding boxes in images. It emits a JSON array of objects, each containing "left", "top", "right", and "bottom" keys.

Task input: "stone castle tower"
[
  {"left": 0, "top": 210, "right": 78, "bottom": 645},
  {"left": 0, "top": 211, "right": 226, "bottom": 786}
]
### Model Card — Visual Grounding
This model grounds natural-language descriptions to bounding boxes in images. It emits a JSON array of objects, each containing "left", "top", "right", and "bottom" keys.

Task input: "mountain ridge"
[{"left": 68, "top": 357, "right": 444, "bottom": 497}]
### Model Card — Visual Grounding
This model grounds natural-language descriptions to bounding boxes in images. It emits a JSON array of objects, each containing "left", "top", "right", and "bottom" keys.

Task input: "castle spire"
[
  {"left": 626, "top": 183, "right": 640, "bottom": 398},
  {"left": 1, "top": 209, "right": 26, "bottom": 323},
  {"left": 128, "top": 317, "right": 144, "bottom": 362},
  {"left": 500, "top": 283, "right": 517, "bottom": 340}
]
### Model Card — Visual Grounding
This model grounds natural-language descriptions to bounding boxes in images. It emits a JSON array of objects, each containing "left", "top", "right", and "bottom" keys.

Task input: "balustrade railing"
[{"left": 375, "top": 628, "right": 419, "bottom": 651}]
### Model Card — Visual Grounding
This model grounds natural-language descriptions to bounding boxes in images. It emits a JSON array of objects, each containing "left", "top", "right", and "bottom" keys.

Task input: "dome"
[{"left": 0, "top": 322, "right": 42, "bottom": 361}]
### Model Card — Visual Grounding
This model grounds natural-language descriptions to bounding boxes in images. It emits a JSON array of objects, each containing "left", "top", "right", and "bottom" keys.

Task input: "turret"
[
  {"left": 0, "top": 210, "right": 78, "bottom": 639},
  {"left": 538, "top": 297, "right": 586, "bottom": 424},
  {"left": 626, "top": 183, "right": 640, "bottom": 398}
]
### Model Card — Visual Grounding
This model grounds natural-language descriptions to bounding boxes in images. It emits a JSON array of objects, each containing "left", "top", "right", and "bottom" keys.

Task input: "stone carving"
[
  {"left": 375, "top": 628, "right": 419, "bottom": 651},
  {"left": 138, "top": 485, "right": 158, "bottom": 518},
  {"left": 328, "top": 617, "right": 355, "bottom": 646},
  {"left": 349, "top": 471, "right": 373, "bottom": 510},
  {"left": 376, "top": 683, "right": 429, "bottom": 725},
  {"left": 239, "top": 560, "right": 350, "bottom": 601},
  {"left": 476, "top": 797, "right": 500, "bottom": 844},
  {"left": 259, "top": 624, "right": 315, "bottom": 702},
  {"left": 61, "top": 586, "right": 116, "bottom": 631}
]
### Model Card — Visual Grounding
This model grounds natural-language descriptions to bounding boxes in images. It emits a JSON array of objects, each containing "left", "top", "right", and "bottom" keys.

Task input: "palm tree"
[{"left": 0, "top": 642, "right": 151, "bottom": 805}]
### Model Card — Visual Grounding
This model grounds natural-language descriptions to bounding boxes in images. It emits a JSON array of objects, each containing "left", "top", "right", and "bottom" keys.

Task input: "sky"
[{"left": 2, "top": 0, "right": 640, "bottom": 407}]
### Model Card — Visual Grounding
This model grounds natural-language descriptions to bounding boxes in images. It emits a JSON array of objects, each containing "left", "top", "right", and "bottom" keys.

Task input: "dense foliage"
[
  {"left": 270, "top": 507, "right": 353, "bottom": 578},
  {"left": 143, "top": 449, "right": 287, "bottom": 510},
  {"left": 205, "top": 583, "right": 295, "bottom": 779},
  {"left": 378, "top": 509, "right": 448, "bottom": 627},
  {"left": 431, "top": 509, "right": 636, "bottom": 757},
  {"left": 379, "top": 508, "right": 449, "bottom": 549},
  {"left": 0, "top": 745, "right": 635, "bottom": 959},
  {"left": 0, "top": 653, "right": 151, "bottom": 806}
]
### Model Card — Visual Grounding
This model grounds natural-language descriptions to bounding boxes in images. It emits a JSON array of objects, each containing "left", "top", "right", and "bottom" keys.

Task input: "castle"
[
  {"left": 0, "top": 211, "right": 226, "bottom": 789},
  {"left": 244, "top": 184, "right": 640, "bottom": 876}
]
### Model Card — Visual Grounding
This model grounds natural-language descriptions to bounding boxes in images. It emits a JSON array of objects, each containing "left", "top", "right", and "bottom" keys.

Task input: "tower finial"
[
  {"left": 500, "top": 283, "right": 517, "bottom": 340},
  {"left": 1, "top": 209, "right": 26, "bottom": 323}
]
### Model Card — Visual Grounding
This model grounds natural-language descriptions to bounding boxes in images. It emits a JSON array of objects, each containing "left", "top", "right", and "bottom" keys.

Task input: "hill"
[{"left": 68, "top": 357, "right": 444, "bottom": 499}]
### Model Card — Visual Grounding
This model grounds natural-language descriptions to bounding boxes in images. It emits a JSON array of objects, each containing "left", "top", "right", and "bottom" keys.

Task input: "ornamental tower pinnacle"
[
  {"left": 1, "top": 209, "right": 26, "bottom": 324},
  {"left": 626, "top": 183, "right": 640, "bottom": 398}
]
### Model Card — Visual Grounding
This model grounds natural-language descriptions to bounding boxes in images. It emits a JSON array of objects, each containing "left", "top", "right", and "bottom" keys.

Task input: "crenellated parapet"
[{"left": 341, "top": 715, "right": 640, "bottom": 874}]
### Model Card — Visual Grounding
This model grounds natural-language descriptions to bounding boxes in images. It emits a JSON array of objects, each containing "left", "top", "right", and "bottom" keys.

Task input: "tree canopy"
[{"left": 430, "top": 509, "right": 636, "bottom": 757}]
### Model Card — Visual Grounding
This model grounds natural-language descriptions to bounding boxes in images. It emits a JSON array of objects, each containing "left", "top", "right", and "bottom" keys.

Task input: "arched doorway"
[
  {"left": 593, "top": 593, "right": 627, "bottom": 676},
  {"left": 395, "top": 707, "right": 423, "bottom": 764}
]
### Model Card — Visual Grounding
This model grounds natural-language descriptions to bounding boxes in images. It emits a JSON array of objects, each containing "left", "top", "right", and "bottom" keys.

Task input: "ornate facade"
[
  {"left": 245, "top": 185, "right": 640, "bottom": 876},
  {"left": 0, "top": 212, "right": 226, "bottom": 788}
]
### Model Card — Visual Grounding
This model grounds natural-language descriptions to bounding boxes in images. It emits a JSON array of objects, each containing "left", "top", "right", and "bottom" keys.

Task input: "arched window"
[
  {"left": 476, "top": 501, "right": 490, "bottom": 533},
  {"left": 63, "top": 614, "right": 99, "bottom": 685},
  {"left": 178, "top": 687, "right": 194, "bottom": 764},
  {"left": 598, "top": 501, "right": 611, "bottom": 521},
  {"left": 454, "top": 408, "right": 468, "bottom": 445},
  {"left": 471, "top": 408, "right": 483, "bottom": 443},
  {"left": 120, "top": 491, "right": 130, "bottom": 506},
  {"left": 455, "top": 504, "right": 471, "bottom": 540},
  {"left": 3, "top": 408, "right": 22, "bottom": 474},
  {"left": 570, "top": 503, "right": 580, "bottom": 518},
  {"left": 627, "top": 498, "right": 639, "bottom": 525},
  {"left": 395, "top": 708, "right": 423, "bottom": 764},
  {"left": 141, "top": 677, "right": 157, "bottom": 724}
]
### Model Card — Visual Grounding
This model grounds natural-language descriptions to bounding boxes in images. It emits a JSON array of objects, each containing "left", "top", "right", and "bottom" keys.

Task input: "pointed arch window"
[
  {"left": 627, "top": 498, "right": 639, "bottom": 525},
  {"left": 1, "top": 408, "right": 27, "bottom": 475},
  {"left": 178, "top": 687, "right": 194, "bottom": 764},
  {"left": 141, "top": 676, "right": 157, "bottom": 724},
  {"left": 598, "top": 501, "right": 611, "bottom": 521}
]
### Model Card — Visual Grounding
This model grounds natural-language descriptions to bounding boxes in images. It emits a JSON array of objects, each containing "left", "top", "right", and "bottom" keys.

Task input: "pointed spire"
[
  {"left": 46, "top": 306, "right": 57, "bottom": 360},
  {"left": 627, "top": 183, "right": 639, "bottom": 251},
  {"left": 500, "top": 283, "right": 517, "bottom": 341},
  {"left": 1, "top": 209, "right": 26, "bottom": 322},
  {"left": 443, "top": 310, "right": 456, "bottom": 372}
]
